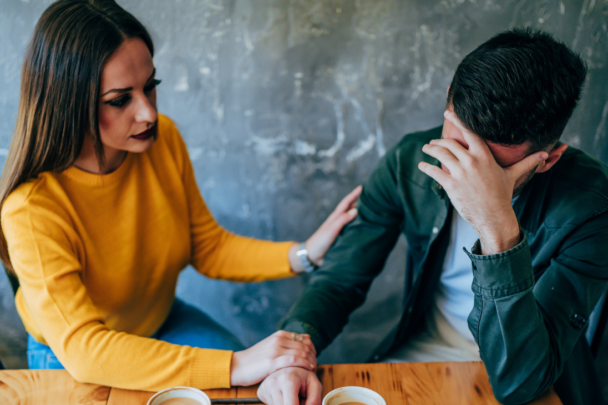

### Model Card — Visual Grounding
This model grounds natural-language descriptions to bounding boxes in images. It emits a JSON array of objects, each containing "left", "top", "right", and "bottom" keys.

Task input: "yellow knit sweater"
[{"left": 1, "top": 114, "right": 293, "bottom": 391}]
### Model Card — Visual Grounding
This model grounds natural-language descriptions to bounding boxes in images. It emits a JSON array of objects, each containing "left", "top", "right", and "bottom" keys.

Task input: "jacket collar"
[{"left": 513, "top": 169, "right": 552, "bottom": 234}]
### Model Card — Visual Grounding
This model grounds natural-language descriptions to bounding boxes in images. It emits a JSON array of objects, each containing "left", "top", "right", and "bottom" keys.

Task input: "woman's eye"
[
  {"left": 144, "top": 79, "right": 162, "bottom": 93},
  {"left": 107, "top": 95, "right": 131, "bottom": 108}
]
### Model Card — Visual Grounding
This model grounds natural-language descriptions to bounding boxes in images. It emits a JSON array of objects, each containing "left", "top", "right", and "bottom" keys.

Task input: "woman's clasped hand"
[{"left": 230, "top": 331, "right": 316, "bottom": 387}]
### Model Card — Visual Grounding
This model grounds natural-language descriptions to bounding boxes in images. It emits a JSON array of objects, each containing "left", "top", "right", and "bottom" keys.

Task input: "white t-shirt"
[
  {"left": 385, "top": 199, "right": 518, "bottom": 363},
  {"left": 384, "top": 207, "right": 480, "bottom": 362}
]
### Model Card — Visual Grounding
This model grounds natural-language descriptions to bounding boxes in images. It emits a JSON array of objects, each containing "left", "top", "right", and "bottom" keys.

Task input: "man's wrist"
[
  {"left": 478, "top": 214, "right": 521, "bottom": 255},
  {"left": 466, "top": 233, "right": 534, "bottom": 297}
]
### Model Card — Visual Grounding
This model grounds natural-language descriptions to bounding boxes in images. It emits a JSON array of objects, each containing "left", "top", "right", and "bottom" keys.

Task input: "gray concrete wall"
[{"left": 0, "top": 0, "right": 607, "bottom": 381}]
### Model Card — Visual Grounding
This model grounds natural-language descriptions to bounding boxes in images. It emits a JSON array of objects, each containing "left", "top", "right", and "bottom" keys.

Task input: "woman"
[{"left": 0, "top": 0, "right": 360, "bottom": 392}]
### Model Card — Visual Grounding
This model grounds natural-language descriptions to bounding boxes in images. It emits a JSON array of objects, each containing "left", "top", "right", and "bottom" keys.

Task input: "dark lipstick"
[{"left": 131, "top": 124, "right": 156, "bottom": 140}]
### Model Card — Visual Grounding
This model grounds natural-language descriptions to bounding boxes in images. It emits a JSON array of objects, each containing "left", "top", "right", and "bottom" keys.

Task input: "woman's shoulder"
[{"left": 2, "top": 174, "right": 63, "bottom": 222}]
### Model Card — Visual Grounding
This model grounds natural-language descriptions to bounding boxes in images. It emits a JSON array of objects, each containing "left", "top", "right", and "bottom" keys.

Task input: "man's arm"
[
  {"left": 279, "top": 142, "right": 405, "bottom": 353},
  {"left": 419, "top": 111, "right": 608, "bottom": 403},
  {"left": 466, "top": 215, "right": 608, "bottom": 404}
]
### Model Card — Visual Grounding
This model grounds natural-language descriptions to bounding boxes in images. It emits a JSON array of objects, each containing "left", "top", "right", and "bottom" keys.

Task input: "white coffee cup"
[
  {"left": 322, "top": 386, "right": 386, "bottom": 405},
  {"left": 147, "top": 386, "right": 211, "bottom": 405}
]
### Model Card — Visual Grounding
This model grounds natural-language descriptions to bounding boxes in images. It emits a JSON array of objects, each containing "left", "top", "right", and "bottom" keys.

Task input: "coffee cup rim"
[
  {"left": 322, "top": 386, "right": 386, "bottom": 405},
  {"left": 147, "top": 386, "right": 211, "bottom": 405}
]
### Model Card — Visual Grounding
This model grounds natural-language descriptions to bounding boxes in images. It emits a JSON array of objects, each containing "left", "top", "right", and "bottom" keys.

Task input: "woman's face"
[{"left": 98, "top": 37, "right": 159, "bottom": 156}]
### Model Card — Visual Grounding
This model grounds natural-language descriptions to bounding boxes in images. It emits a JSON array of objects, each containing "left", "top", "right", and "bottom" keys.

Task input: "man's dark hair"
[{"left": 447, "top": 27, "right": 587, "bottom": 151}]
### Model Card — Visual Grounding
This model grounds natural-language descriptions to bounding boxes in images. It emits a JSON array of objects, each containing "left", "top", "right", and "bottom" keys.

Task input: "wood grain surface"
[
  {"left": 0, "top": 369, "right": 110, "bottom": 405},
  {"left": 0, "top": 362, "right": 562, "bottom": 405}
]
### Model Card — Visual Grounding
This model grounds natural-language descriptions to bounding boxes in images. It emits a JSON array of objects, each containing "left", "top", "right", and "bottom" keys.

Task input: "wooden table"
[{"left": 0, "top": 362, "right": 562, "bottom": 405}]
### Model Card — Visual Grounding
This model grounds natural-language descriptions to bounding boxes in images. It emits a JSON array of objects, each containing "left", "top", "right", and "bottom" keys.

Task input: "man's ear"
[{"left": 536, "top": 143, "right": 569, "bottom": 173}]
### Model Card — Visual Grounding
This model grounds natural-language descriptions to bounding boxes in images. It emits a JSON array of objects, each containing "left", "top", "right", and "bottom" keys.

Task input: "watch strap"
[{"left": 296, "top": 242, "right": 318, "bottom": 273}]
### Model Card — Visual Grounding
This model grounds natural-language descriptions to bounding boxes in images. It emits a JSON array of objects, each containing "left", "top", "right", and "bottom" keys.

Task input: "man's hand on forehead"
[{"left": 418, "top": 110, "right": 549, "bottom": 255}]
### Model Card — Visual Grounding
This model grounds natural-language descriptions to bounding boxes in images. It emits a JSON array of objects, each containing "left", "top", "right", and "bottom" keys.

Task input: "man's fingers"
[
  {"left": 418, "top": 161, "right": 451, "bottom": 187},
  {"left": 429, "top": 138, "right": 470, "bottom": 162},
  {"left": 422, "top": 144, "right": 461, "bottom": 173},
  {"left": 507, "top": 151, "right": 548, "bottom": 180},
  {"left": 283, "top": 381, "right": 301, "bottom": 405},
  {"left": 257, "top": 387, "right": 270, "bottom": 405},
  {"left": 443, "top": 110, "right": 487, "bottom": 153},
  {"left": 303, "top": 375, "right": 323, "bottom": 405},
  {"left": 443, "top": 110, "right": 471, "bottom": 137},
  {"left": 271, "top": 390, "right": 284, "bottom": 405}
]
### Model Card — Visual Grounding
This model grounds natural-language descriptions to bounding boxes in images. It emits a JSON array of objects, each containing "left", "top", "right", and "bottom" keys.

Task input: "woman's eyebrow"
[
  {"left": 101, "top": 68, "right": 156, "bottom": 97},
  {"left": 101, "top": 86, "right": 132, "bottom": 97},
  {"left": 145, "top": 68, "right": 156, "bottom": 84}
]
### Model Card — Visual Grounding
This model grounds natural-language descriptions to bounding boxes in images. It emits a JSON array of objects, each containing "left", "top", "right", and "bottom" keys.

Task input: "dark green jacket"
[{"left": 280, "top": 126, "right": 608, "bottom": 405}]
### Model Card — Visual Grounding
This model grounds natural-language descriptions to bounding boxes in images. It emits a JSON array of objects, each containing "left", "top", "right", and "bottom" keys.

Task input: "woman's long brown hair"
[{"left": 0, "top": 0, "right": 154, "bottom": 275}]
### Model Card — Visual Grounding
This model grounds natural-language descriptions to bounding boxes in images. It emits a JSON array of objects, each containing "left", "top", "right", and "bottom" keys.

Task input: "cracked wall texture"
[{"left": 0, "top": 0, "right": 607, "bottom": 377}]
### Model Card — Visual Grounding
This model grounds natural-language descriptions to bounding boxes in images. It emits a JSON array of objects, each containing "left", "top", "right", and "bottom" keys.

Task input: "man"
[{"left": 258, "top": 28, "right": 608, "bottom": 405}]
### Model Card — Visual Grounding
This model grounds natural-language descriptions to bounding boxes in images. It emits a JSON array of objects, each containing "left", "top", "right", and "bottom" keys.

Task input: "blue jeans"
[{"left": 27, "top": 298, "right": 245, "bottom": 369}]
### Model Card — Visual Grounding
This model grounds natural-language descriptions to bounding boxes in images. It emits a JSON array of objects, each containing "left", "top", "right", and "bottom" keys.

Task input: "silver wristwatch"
[{"left": 296, "top": 242, "right": 318, "bottom": 273}]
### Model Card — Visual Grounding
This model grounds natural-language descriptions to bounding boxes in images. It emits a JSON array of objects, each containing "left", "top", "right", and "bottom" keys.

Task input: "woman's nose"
[{"left": 135, "top": 93, "right": 157, "bottom": 124}]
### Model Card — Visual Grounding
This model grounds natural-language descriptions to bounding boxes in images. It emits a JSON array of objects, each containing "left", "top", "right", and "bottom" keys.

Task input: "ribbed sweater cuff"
[
  {"left": 276, "top": 241, "right": 298, "bottom": 277},
  {"left": 189, "top": 349, "right": 233, "bottom": 389}
]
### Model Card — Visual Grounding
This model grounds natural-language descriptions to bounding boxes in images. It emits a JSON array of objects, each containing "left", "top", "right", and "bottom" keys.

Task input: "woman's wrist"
[
  {"left": 289, "top": 241, "right": 321, "bottom": 273},
  {"left": 288, "top": 243, "right": 305, "bottom": 273}
]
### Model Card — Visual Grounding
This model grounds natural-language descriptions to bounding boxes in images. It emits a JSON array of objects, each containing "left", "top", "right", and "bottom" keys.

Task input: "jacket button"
[
  {"left": 373, "top": 355, "right": 380, "bottom": 361},
  {"left": 570, "top": 313, "right": 587, "bottom": 330},
  {"left": 432, "top": 227, "right": 439, "bottom": 234}
]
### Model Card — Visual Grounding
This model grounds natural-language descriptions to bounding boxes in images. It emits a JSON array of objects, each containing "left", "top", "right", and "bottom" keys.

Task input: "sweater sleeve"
[
  {"left": 165, "top": 119, "right": 294, "bottom": 282},
  {"left": 2, "top": 190, "right": 233, "bottom": 392}
]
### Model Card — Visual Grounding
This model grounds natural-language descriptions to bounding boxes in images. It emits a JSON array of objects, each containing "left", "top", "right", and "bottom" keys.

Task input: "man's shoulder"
[
  {"left": 552, "top": 146, "right": 608, "bottom": 191},
  {"left": 379, "top": 126, "right": 443, "bottom": 188},
  {"left": 390, "top": 126, "right": 443, "bottom": 155},
  {"left": 538, "top": 145, "right": 608, "bottom": 227}
]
